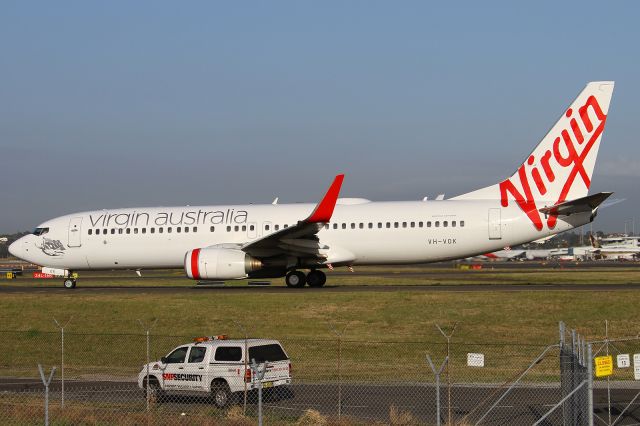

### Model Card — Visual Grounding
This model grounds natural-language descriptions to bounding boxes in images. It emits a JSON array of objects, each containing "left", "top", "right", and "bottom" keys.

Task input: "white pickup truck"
[{"left": 138, "top": 336, "right": 292, "bottom": 407}]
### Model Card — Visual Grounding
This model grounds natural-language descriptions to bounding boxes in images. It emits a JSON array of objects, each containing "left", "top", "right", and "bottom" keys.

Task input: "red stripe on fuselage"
[{"left": 191, "top": 248, "right": 201, "bottom": 280}]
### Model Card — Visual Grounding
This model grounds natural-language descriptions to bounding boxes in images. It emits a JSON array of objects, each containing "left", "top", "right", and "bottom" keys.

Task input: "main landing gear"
[{"left": 285, "top": 270, "right": 327, "bottom": 288}]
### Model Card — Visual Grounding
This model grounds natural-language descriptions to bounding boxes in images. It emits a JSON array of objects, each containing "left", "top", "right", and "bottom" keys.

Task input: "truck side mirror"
[{"left": 161, "top": 357, "right": 167, "bottom": 364}]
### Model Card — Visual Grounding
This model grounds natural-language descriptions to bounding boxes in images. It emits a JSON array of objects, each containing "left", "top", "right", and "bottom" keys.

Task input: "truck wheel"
[
  {"left": 212, "top": 381, "right": 231, "bottom": 408},
  {"left": 144, "top": 377, "right": 164, "bottom": 402}
]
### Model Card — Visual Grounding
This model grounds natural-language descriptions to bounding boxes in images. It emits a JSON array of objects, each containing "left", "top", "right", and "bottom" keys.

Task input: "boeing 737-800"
[{"left": 9, "top": 81, "right": 615, "bottom": 288}]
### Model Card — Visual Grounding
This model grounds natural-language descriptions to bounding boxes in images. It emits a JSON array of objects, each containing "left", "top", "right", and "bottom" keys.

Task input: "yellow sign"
[
  {"left": 595, "top": 355, "right": 613, "bottom": 377},
  {"left": 5, "top": 272, "right": 15, "bottom": 280}
]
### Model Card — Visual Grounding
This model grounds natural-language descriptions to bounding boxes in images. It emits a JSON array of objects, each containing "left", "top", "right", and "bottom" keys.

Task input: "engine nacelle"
[{"left": 184, "top": 248, "right": 263, "bottom": 280}]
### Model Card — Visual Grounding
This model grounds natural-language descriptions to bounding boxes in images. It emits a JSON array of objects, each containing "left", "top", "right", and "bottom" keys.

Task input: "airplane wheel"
[
  {"left": 285, "top": 271, "right": 306, "bottom": 288},
  {"left": 306, "top": 270, "right": 326, "bottom": 288},
  {"left": 63, "top": 279, "right": 76, "bottom": 289}
]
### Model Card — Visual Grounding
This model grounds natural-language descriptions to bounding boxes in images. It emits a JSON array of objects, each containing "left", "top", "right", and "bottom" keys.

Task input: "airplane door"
[
  {"left": 68, "top": 217, "right": 83, "bottom": 247},
  {"left": 488, "top": 208, "right": 502, "bottom": 240},
  {"left": 248, "top": 222, "right": 257, "bottom": 239}
]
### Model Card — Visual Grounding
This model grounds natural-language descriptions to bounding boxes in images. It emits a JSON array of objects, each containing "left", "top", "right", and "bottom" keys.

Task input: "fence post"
[
  {"left": 53, "top": 317, "right": 72, "bottom": 409},
  {"left": 233, "top": 320, "right": 249, "bottom": 415},
  {"left": 38, "top": 364, "right": 56, "bottom": 426},
  {"left": 137, "top": 318, "right": 158, "bottom": 412},
  {"left": 436, "top": 322, "right": 457, "bottom": 426},
  {"left": 587, "top": 343, "right": 593, "bottom": 426},
  {"left": 426, "top": 355, "right": 448, "bottom": 426},
  {"left": 329, "top": 322, "right": 350, "bottom": 418},
  {"left": 250, "top": 358, "right": 267, "bottom": 426}
]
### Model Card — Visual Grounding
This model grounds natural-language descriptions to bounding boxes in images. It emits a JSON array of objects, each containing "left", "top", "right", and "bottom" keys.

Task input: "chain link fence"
[{"left": 2, "top": 322, "right": 640, "bottom": 425}]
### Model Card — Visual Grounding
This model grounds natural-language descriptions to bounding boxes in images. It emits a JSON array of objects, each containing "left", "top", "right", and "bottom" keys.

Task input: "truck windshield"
[
  {"left": 33, "top": 227, "right": 49, "bottom": 236},
  {"left": 248, "top": 344, "right": 288, "bottom": 363}
]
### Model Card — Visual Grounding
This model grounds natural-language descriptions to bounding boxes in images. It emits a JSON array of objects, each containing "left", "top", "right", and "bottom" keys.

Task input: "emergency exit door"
[
  {"left": 488, "top": 208, "right": 502, "bottom": 240},
  {"left": 68, "top": 217, "right": 83, "bottom": 247}
]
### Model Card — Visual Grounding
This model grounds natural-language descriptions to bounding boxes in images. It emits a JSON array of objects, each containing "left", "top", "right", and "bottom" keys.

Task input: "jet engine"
[{"left": 184, "top": 248, "right": 263, "bottom": 280}]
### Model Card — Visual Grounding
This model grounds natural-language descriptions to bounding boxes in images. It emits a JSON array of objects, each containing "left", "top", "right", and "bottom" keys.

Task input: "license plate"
[{"left": 262, "top": 381, "right": 273, "bottom": 388}]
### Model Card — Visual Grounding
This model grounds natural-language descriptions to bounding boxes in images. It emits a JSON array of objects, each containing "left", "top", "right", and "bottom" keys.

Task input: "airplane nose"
[{"left": 8, "top": 240, "right": 19, "bottom": 257}]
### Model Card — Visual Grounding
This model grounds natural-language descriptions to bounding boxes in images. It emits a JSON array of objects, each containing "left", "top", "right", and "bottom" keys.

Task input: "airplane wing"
[
  {"left": 539, "top": 192, "right": 613, "bottom": 217},
  {"left": 241, "top": 174, "right": 347, "bottom": 263}
]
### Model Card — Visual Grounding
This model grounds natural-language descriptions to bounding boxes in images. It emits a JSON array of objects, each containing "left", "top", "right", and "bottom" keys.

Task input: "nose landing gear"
[{"left": 63, "top": 278, "right": 76, "bottom": 289}]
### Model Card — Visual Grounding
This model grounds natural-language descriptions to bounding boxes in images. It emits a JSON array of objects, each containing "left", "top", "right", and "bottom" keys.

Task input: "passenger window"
[
  {"left": 435, "top": 221, "right": 440, "bottom": 227},
  {"left": 242, "top": 225, "right": 246, "bottom": 232},
  {"left": 150, "top": 228, "right": 155, "bottom": 234},
  {"left": 452, "top": 221, "right": 456, "bottom": 227},
  {"left": 250, "top": 225, "right": 254, "bottom": 231},
  {"left": 359, "top": 223, "right": 364, "bottom": 229},
  {"left": 184, "top": 227, "right": 189, "bottom": 233},
  {"left": 126, "top": 228, "right": 131, "bottom": 234},
  {"left": 265, "top": 225, "right": 270, "bottom": 231},
  {"left": 284, "top": 224, "right": 288, "bottom": 228},
  {"left": 118, "top": 228, "right": 123, "bottom": 234},
  {"left": 142, "top": 228, "right": 146, "bottom": 234},
  {"left": 193, "top": 226, "right": 198, "bottom": 232},
  {"left": 342, "top": 223, "right": 346, "bottom": 229},
  {"left": 227, "top": 226, "right": 231, "bottom": 232},
  {"left": 427, "top": 222, "right": 432, "bottom": 228},
  {"left": 351, "top": 223, "right": 355, "bottom": 229},
  {"left": 88, "top": 229, "right": 93, "bottom": 235},
  {"left": 134, "top": 228, "right": 138, "bottom": 234},
  {"left": 378, "top": 222, "right": 382, "bottom": 228},
  {"left": 103, "top": 229, "right": 107, "bottom": 235},
  {"left": 177, "top": 227, "right": 181, "bottom": 233},
  {"left": 188, "top": 347, "right": 207, "bottom": 363},
  {"left": 165, "top": 347, "right": 188, "bottom": 364},
  {"left": 410, "top": 222, "right": 415, "bottom": 228},
  {"left": 394, "top": 222, "right": 399, "bottom": 228},
  {"left": 167, "top": 227, "right": 172, "bottom": 233},
  {"left": 215, "top": 347, "right": 242, "bottom": 362},
  {"left": 419, "top": 221, "right": 423, "bottom": 228},
  {"left": 386, "top": 222, "right": 391, "bottom": 228},
  {"left": 368, "top": 223, "right": 373, "bottom": 229},
  {"left": 324, "top": 224, "right": 329, "bottom": 229},
  {"left": 333, "top": 224, "right": 338, "bottom": 229},
  {"left": 443, "top": 221, "right": 448, "bottom": 227},
  {"left": 234, "top": 225, "right": 239, "bottom": 232},
  {"left": 460, "top": 220, "right": 465, "bottom": 227},
  {"left": 159, "top": 228, "right": 164, "bottom": 234},
  {"left": 210, "top": 226, "right": 215, "bottom": 232},
  {"left": 402, "top": 222, "right": 407, "bottom": 228},
  {"left": 275, "top": 225, "right": 280, "bottom": 230}
]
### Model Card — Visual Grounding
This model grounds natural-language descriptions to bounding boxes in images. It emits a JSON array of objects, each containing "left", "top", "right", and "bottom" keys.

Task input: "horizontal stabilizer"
[{"left": 538, "top": 192, "right": 612, "bottom": 216}]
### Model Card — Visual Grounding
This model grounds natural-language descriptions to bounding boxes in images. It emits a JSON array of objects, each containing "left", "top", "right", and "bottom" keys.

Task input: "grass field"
[{"left": 2, "top": 265, "right": 640, "bottom": 382}]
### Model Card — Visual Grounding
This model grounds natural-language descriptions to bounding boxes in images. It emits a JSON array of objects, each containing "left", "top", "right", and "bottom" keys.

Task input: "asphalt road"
[{"left": 1, "top": 377, "right": 638, "bottom": 425}]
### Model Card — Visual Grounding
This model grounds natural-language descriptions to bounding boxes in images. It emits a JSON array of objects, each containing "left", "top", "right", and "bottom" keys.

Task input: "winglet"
[{"left": 306, "top": 174, "right": 345, "bottom": 223}]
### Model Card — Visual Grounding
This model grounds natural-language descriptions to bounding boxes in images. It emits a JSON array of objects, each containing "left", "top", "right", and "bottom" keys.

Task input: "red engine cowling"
[{"left": 184, "top": 248, "right": 263, "bottom": 280}]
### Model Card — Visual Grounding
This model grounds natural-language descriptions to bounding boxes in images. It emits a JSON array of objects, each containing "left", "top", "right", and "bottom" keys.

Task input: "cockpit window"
[{"left": 33, "top": 227, "right": 49, "bottom": 236}]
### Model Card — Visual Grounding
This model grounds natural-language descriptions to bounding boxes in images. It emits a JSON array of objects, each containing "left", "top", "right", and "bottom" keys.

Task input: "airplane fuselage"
[{"left": 10, "top": 199, "right": 591, "bottom": 272}]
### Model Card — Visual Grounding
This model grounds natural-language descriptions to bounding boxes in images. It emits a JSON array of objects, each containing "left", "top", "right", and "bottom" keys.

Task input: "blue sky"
[{"left": 1, "top": 1, "right": 639, "bottom": 233}]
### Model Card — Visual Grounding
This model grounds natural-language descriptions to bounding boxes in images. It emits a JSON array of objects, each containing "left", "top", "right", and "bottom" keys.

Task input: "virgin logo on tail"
[{"left": 499, "top": 96, "right": 607, "bottom": 231}]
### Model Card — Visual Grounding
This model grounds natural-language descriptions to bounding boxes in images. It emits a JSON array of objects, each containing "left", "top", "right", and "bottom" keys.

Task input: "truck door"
[
  {"left": 161, "top": 346, "right": 188, "bottom": 389},
  {"left": 183, "top": 346, "right": 208, "bottom": 390},
  {"left": 68, "top": 217, "right": 83, "bottom": 247},
  {"left": 488, "top": 208, "right": 502, "bottom": 240}
]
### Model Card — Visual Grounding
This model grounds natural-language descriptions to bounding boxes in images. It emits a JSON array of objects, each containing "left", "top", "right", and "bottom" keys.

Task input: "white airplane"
[{"left": 9, "top": 81, "right": 615, "bottom": 288}]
